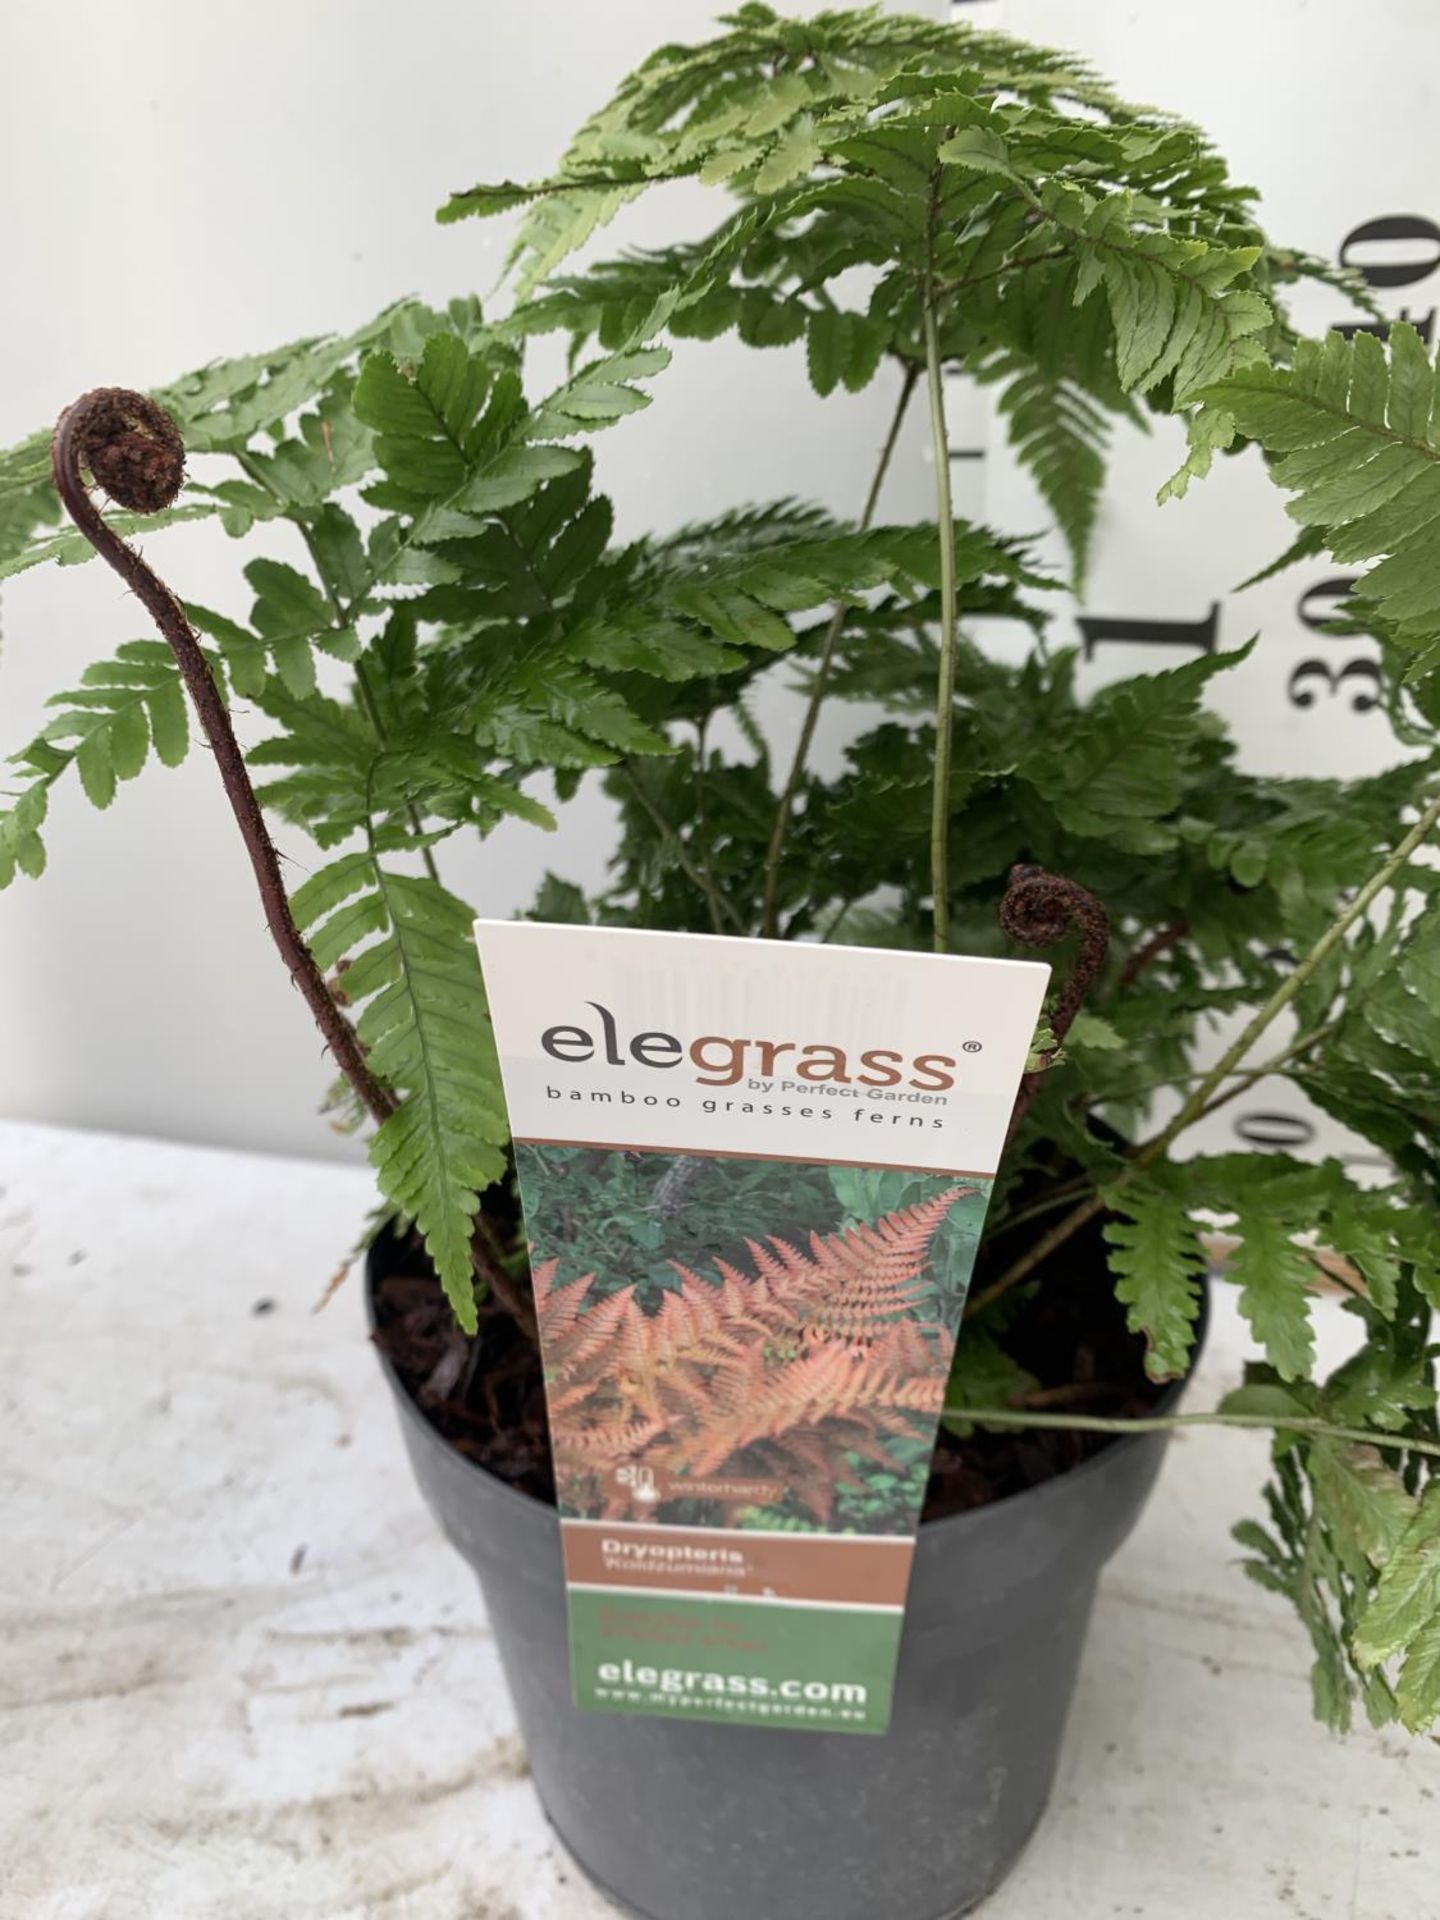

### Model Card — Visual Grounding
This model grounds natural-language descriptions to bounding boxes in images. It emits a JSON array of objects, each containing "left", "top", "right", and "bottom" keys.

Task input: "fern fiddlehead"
[
  {"left": 997, "top": 862, "right": 1111, "bottom": 1147},
  {"left": 998, "top": 863, "right": 1110, "bottom": 1045},
  {"left": 51, "top": 388, "right": 397, "bottom": 1129}
]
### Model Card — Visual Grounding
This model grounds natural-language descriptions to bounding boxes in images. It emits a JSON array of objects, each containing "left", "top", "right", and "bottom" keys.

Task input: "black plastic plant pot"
[{"left": 369, "top": 1253, "right": 1206, "bottom": 1920}]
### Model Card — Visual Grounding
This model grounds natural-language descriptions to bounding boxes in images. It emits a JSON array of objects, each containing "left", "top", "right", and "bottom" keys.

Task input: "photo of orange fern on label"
[
  {"left": 475, "top": 921, "right": 1048, "bottom": 1731},
  {"left": 524, "top": 1146, "right": 991, "bottom": 1535}
]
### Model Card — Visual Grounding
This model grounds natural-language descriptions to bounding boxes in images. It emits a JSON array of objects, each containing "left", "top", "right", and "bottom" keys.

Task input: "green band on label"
[{"left": 569, "top": 1587, "right": 902, "bottom": 1734}]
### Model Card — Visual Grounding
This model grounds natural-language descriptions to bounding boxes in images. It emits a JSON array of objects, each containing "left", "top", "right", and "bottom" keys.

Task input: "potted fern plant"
[{"left": 3, "top": 9, "right": 1438, "bottom": 1918}]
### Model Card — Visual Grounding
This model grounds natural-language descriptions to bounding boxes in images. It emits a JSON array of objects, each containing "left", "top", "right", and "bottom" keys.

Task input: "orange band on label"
[{"left": 563, "top": 1520, "right": 915, "bottom": 1608}]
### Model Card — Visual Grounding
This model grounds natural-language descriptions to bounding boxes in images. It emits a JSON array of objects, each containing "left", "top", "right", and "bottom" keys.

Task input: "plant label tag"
[{"left": 474, "top": 922, "right": 1049, "bottom": 1735}]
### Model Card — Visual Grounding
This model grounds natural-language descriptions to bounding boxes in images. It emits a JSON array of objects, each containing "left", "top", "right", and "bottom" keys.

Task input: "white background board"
[{"left": 0, "top": 1, "right": 1426, "bottom": 1162}]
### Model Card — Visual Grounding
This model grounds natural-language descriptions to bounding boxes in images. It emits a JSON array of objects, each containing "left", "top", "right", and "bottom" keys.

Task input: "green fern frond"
[
  {"left": 1102, "top": 1175, "right": 1206, "bottom": 1382},
  {"left": 1200, "top": 323, "right": 1440, "bottom": 682},
  {"left": 186, "top": 556, "right": 362, "bottom": 705},
  {"left": 355, "top": 331, "right": 526, "bottom": 516},
  {"left": 1353, "top": 1483, "right": 1440, "bottom": 1732},
  {"left": 0, "top": 298, "right": 475, "bottom": 579},
  {"left": 0, "top": 505, "right": 218, "bottom": 585},
  {"left": 355, "top": 332, "right": 667, "bottom": 570},
  {"left": 362, "top": 870, "right": 507, "bottom": 1334},
  {"left": 0, "top": 640, "right": 192, "bottom": 887},
  {"left": 524, "top": 346, "right": 671, "bottom": 440},
  {"left": 981, "top": 358, "right": 1111, "bottom": 583},
  {"left": 1022, "top": 644, "right": 1252, "bottom": 852},
  {"left": 158, "top": 300, "right": 475, "bottom": 455},
  {"left": 1226, "top": 1211, "right": 1319, "bottom": 1384},
  {"left": 448, "top": 3, "right": 1288, "bottom": 587},
  {"left": 293, "top": 855, "right": 507, "bottom": 1331},
  {"left": 1040, "top": 184, "right": 1272, "bottom": 402},
  {"left": 446, "top": 8, "right": 1272, "bottom": 339},
  {"left": 1151, "top": 1156, "right": 1437, "bottom": 1386}
]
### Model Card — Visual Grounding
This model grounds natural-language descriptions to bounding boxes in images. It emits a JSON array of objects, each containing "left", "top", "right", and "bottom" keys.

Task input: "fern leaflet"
[{"left": 292, "top": 853, "right": 507, "bottom": 1330}]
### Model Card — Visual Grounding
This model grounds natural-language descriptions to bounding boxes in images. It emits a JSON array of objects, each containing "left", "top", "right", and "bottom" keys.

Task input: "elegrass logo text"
[
  {"left": 592, "top": 1659, "right": 870, "bottom": 1725},
  {"left": 540, "top": 998, "right": 964, "bottom": 1091},
  {"left": 596, "top": 1659, "right": 868, "bottom": 1704}
]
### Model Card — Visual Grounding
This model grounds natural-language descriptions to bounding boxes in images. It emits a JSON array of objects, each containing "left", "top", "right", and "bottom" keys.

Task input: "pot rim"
[{"left": 366, "top": 1250, "right": 1209, "bottom": 1539}]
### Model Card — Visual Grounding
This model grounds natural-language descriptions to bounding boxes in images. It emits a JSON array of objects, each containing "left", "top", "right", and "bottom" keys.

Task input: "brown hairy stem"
[
  {"left": 56, "top": 389, "right": 540, "bottom": 1346},
  {"left": 997, "top": 863, "right": 1110, "bottom": 1146},
  {"left": 469, "top": 1223, "right": 538, "bottom": 1346},
  {"left": 51, "top": 388, "right": 396, "bottom": 1125}
]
